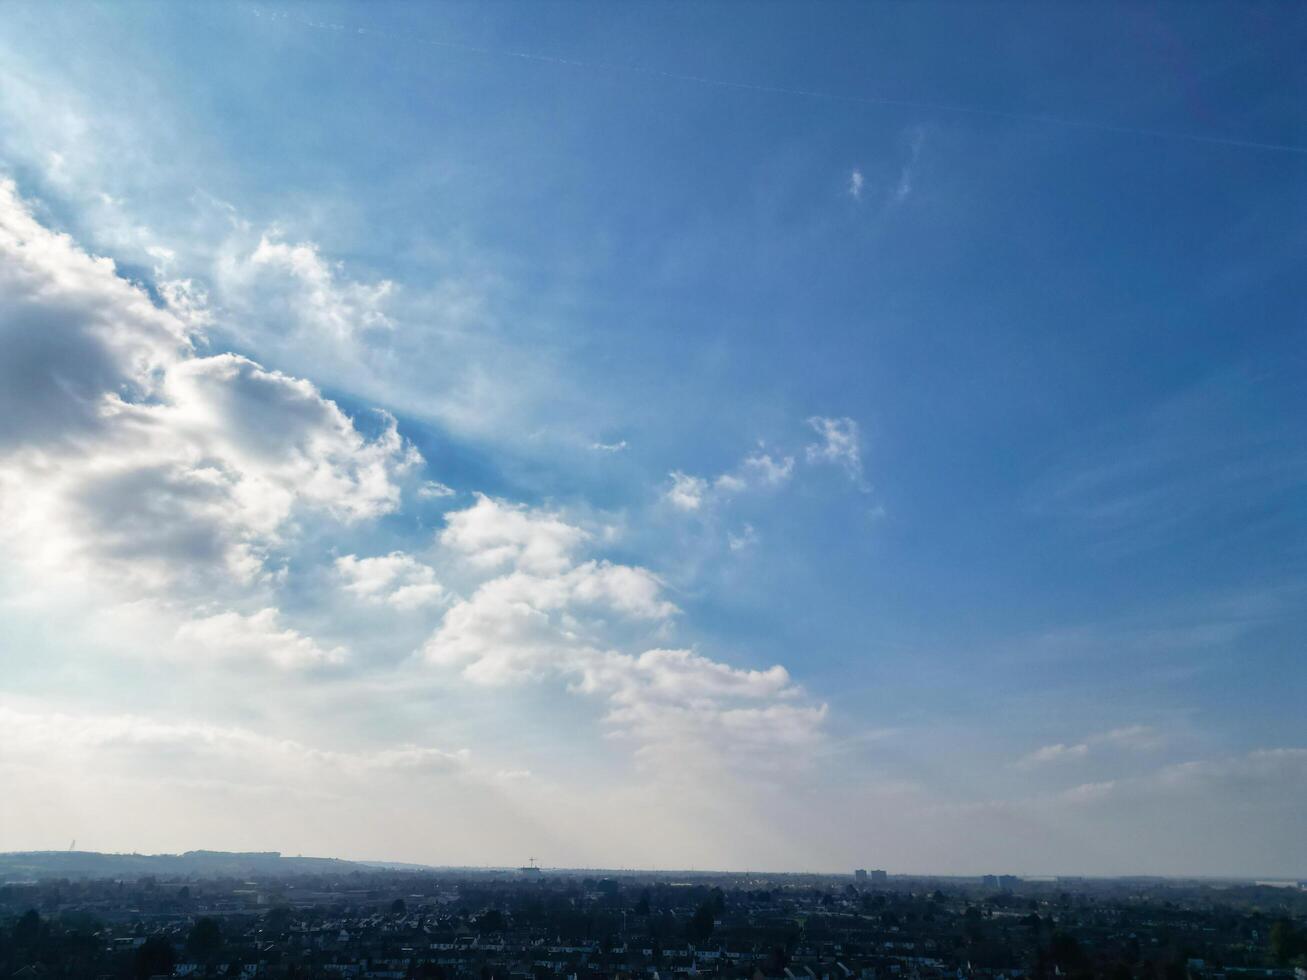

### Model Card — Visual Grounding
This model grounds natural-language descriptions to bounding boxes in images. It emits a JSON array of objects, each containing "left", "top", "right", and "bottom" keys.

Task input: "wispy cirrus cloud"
[{"left": 1015, "top": 725, "right": 1166, "bottom": 769}]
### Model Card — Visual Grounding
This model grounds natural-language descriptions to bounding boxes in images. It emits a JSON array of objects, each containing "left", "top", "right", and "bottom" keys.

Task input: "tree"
[
  {"left": 135, "top": 935, "right": 175, "bottom": 979},
  {"left": 13, "top": 909, "right": 41, "bottom": 949},
  {"left": 186, "top": 916, "right": 223, "bottom": 960},
  {"left": 770, "top": 946, "right": 790, "bottom": 972},
  {"left": 265, "top": 906, "right": 293, "bottom": 935},
  {"left": 687, "top": 901, "right": 716, "bottom": 944},
  {"left": 1270, "top": 918, "right": 1304, "bottom": 965},
  {"left": 392, "top": 898, "right": 408, "bottom": 916},
  {"left": 1049, "top": 932, "right": 1086, "bottom": 972}
]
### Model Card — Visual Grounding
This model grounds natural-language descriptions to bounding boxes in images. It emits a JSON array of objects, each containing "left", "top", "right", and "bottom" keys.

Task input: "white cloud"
[
  {"left": 1065, "top": 748, "right": 1307, "bottom": 805},
  {"left": 576, "top": 649, "right": 826, "bottom": 770},
  {"left": 714, "top": 451, "right": 794, "bottom": 495},
  {"left": 424, "top": 498, "right": 823, "bottom": 769},
  {"left": 713, "top": 473, "right": 746, "bottom": 493},
  {"left": 175, "top": 607, "right": 345, "bottom": 670},
  {"left": 0, "top": 178, "right": 192, "bottom": 451},
  {"left": 741, "top": 451, "right": 795, "bottom": 487},
  {"left": 422, "top": 559, "right": 676, "bottom": 685},
  {"left": 805, "top": 415, "right": 866, "bottom": 487},
  {"left": 0, "top": 704, "right": 468, "bottom": 786},
  {"left": 237, "top": 234, "right": 395, "bottom": 343},
  {"left": 591, "top": 440, "right": 628, "bottom": 453},
  {"left": 0, "top": 179, "right": 418, "bottom": 614},
  {"left": 418, "top": 480, "right": 456, "bottom": 499},
  {"left": 673, "top": 450, "right": 793, "bottom": 511},
  {"left": 664, "top": 470, "right": 708, "bottom": 511},
  {"left": 1016, "top": 725, "right": 1166, "bottom": 768},
  {"left": 336, "top": 552, "right": 446, "bottom": 611},
  {"left": 848, "top": 168, "right": 865, "bottom": 201},
  {"left": 1097, "top": 724, "right": 1165, "bottom": 751},
  {"left": 1016, "top": 741, "right": 1091, "bottom": 768},
  {"left": 440, "top": 493, "right": 588, "bottom": 575},
  {"left": 728, "top": 524, "right": 759, "bottom": 551},
  {"left": 892, "top": 126, "right": 926, "bottom": 204}
]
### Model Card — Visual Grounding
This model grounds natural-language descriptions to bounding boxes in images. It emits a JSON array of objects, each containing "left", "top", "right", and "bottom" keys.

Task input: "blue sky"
[{"left": 0, "top": 1, "right": 1303, "bottom": 875}]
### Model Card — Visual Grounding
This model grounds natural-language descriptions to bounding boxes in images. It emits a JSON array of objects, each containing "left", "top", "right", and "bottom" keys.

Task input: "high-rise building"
[{"left": 854, "top": 869, "right": 868, "bottom": 882}]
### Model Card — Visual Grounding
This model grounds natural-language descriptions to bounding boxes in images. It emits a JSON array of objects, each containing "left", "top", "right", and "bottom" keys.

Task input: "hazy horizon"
[
  {"left": 0, "top": 1, "right": 1303, "bottom": 878},
  {"left": 4, "top": 847, "right": 1305, "bottom": 882}
]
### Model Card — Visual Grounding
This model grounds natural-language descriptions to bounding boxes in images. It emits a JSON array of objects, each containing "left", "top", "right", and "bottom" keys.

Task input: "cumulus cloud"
[
  {"left": 0, "top": 178, "right": 419, "bottom": 657},
  {"left": 424, "top": 499, "right": 824, "bottom": 769},
  {"left": 336, "top": 552, "right": 446, "bottom": 611},
  {"left": 440, "top": 493, "right": 589, "bottom": 575},
  {"left": 0, "top": 178, "right": 192, "bottom": 451},
  {"left": 423, "top": 559, "right": 676, "bottom": 685},
  {"left": 0, "top": 176, "right": 824, "bottom": 793},
  {"left": 575, "top": 649, "right": 826, "bottom": 770},
  {"left": 664, "top": 470, "right": 708, "bottom": 511},
  {"left": 233, "top": 234, "right": 396, "bottom": 343},
  {"left": 175, "top": 607, "right": 345, "bottom": 669}
]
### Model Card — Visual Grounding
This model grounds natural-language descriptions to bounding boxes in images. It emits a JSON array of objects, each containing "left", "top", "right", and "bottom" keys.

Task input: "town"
[{"left": 3, "top": 856, "right": 1306, "bottom": 980}]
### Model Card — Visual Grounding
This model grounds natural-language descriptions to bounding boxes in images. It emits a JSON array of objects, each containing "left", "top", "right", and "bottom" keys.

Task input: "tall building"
[
  {"left": 870, "top": 869, "right": 888, "bottom": 882},
  {"left": 854, "top": 869, "right": 867, "bottom": 882}
]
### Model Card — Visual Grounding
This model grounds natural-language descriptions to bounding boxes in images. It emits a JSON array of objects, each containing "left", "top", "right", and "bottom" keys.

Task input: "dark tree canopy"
[
  {"left": 186, "top": 916, "right": 223, "bottom": 959},
  {"left": 135, "top": 935, "right": 175, "bottom": 980},
  {"left": 12, "top": 909, "right": 41, "bottom": 948},
  {"left": 1271, "top": 918, "right": 1305, "bottom": 965},
  {"left": 687, "top": 900, "right": 716, "bottom": 944}
]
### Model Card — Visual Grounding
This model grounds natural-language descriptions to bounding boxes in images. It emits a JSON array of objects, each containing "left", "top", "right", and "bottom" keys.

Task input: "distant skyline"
[
  {"left": 0, "top": 2, "right": 1303, "bottom": 877},
  {"left": 2, "top": 848, "right": 1304, "bottom": 883}
]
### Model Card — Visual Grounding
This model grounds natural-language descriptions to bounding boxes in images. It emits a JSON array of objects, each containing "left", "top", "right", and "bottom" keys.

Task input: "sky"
[{"left": 0, "top": 1, "right": 1304, "bottom": 877}]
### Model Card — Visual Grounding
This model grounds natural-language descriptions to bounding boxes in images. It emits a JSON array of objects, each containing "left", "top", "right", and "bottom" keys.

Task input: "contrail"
[{"left": 292, "top": 14, "right": 1307, "bottom": 157}]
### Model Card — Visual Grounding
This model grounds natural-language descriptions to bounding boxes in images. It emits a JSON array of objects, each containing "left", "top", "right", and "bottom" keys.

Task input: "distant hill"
[{"left": 0, "top": 850, "right": 430, "bottom": 881}]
